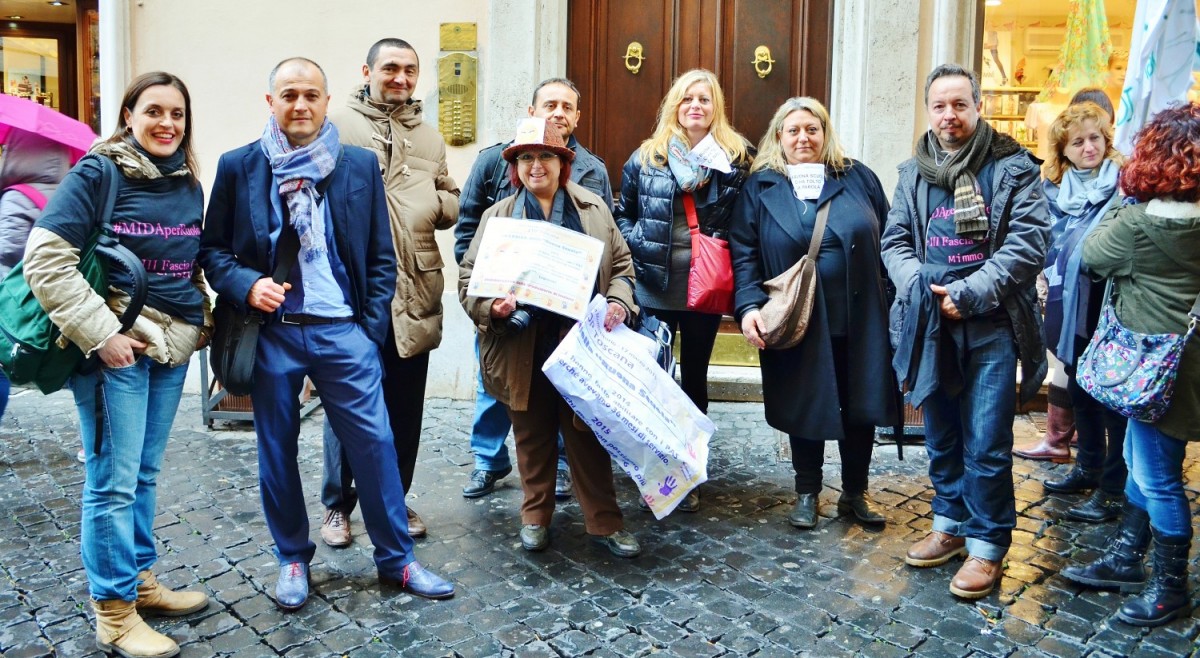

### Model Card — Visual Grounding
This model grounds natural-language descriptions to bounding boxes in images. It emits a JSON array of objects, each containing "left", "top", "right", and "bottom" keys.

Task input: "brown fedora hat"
[{"left": 502, "top": 117, "right": 575, "bottom": 163}]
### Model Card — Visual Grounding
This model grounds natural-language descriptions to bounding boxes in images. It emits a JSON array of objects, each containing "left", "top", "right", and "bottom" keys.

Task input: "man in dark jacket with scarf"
[
  {"left": 452, "top": 78, "right": 610, "bottom": 500},
  {"left": 882, "top": 64, "right": 1049, "bottom": 600},
  {"left": 201, "top": 57, "right": 453, "bottom": 610}
]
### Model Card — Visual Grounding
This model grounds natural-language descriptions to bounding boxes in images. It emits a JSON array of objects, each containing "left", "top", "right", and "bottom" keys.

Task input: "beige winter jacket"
[
  {"left": 23, "top": 227, "right": 210, "bottom": 367},
  {"left": 458, "top": 182, "right": 638, "bottom": 411},
  {"left": 329, "top": 94, "right": 460, "bottom": 358}
]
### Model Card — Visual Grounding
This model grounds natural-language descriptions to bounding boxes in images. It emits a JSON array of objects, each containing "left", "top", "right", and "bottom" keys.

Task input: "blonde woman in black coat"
[{"left": 731, "top": 97, "right": 897, "bottom": 529}]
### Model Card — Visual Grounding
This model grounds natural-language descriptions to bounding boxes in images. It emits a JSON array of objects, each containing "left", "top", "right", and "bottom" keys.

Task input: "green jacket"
[{"left": 1082, "top": 200, "right": 1200, "bottom": 441}]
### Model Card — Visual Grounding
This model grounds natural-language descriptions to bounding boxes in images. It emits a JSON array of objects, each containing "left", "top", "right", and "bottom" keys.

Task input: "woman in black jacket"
[
  {"left": 731, "top": 97, "right": 897, "bottom": 529},
  {"left": 613, "top": 69, "right": 750, "bottom": 511}
]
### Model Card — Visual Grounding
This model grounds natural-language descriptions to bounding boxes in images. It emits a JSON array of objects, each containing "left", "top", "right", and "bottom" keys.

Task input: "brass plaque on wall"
[{"left": 440, "top": 23, "right": 477, "bottom": 51}]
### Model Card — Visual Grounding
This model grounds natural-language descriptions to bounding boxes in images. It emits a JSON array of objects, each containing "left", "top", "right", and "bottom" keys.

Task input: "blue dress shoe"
[
  {"left": 275, "top": 562, "right": 309, "bottom": 611},
  {"left": 380, "top": 561, "right": 454, "bottom": 600}
]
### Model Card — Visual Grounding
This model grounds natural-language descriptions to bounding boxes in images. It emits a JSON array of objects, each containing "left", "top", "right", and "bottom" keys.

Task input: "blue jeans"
[
  {"left": 73, "top": 357, "right": 188, "bottom": 601},
  {"left": 1124, "top": 419, "right": 1191, "bottom": 538},
  {"left": 470, "top": 341, "right": 567, "bottom": 472},
  {"left": 922, "top": 318, "right": 1017, "bottom": 562},
  {"left": 0, "top": 368, "right": 9, "bottom": 422}
]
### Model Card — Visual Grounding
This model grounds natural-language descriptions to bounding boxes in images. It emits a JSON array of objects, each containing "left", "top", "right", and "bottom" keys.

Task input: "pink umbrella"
[{"left": 0, "top": 94, "right": 97, "bottom": 163}]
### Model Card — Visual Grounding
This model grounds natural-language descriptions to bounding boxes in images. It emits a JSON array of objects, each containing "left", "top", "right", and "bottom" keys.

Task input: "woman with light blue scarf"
[
  {"left": 1036, "top": 101, "right": 1128, "bottom": 523},
  {"left": 613, "top": 69, "right": 751, "bottom": 513}
]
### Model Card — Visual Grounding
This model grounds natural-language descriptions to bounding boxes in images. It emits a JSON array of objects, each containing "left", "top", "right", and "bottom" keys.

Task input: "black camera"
[{"left": 505, "top": 304, "right": 543, "bottom": 333}]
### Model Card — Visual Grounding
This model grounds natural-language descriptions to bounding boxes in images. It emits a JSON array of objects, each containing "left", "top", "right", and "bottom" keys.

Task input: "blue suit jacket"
[{"left": 199, "top": 141, "right": 395, "bottom": 346}]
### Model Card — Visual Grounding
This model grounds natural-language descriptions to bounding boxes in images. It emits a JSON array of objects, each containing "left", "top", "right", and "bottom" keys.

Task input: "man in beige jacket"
[{"left": 321, "top": 37, "right": 460, "bottom": 546}]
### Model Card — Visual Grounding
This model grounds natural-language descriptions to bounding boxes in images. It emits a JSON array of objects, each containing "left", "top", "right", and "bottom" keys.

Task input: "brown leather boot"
[
  {"left": 950, "top": 556, "right": 1004, "bottom": 599},
  {"left": 93, "top": 598, "right": 179, "bottom": 658},
  {"left": 135, "top": 570, "right": 209, "bottom": 617},
  {"left": 1013, "top": 395, "right": 1074, "bottom": 462},
  {"left": 905, "top": 531, "right": 966, "bottom": 568}
]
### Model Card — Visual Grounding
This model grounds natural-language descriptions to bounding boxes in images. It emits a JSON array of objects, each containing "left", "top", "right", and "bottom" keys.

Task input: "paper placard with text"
[
  {"left": 786, "top": 162, "right": 825, "bottom": 199},
  {"left": 466, "top": 217, "right": 604, "bottom": 322},
  {"left": 686, "top": 133, "right": 733, "bottom": 173},
  {"left": 543, "top": 295, "right": 714, "bottom": 519}
]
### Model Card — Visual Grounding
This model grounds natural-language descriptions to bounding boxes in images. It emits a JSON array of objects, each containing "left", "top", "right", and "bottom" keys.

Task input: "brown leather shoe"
[
  {"left": 407, "top": 507, "right": 427, "bottom": 538},
  {"left": 320, "top": 508, "right": 351, "bottom": 548},
  {"left": 950, "top": 556, "right": 1003, "bottom": 599},
  {"left": 905, "top": 531, "right": 966, "bottom": 567}
]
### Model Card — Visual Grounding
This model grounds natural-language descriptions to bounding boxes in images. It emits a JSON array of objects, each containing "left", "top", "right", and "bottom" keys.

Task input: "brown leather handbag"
[{"left": 758, "top": 201, "right": 829, "bottom": 349}]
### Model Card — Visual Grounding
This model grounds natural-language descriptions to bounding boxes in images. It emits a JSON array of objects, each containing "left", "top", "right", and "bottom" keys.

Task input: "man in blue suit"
[{"left": 200, "top": 57, "right": 453, "bottom": 610}]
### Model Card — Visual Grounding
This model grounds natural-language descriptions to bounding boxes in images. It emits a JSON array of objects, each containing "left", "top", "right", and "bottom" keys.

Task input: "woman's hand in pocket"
[{"left": 98, "top": 334, "right": 146, "bottom": 369}]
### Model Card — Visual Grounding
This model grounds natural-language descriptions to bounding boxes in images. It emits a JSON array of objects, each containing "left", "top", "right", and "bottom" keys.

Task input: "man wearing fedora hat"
[{"left": 454, "top": 78, "right": 611, "bottom": 501}]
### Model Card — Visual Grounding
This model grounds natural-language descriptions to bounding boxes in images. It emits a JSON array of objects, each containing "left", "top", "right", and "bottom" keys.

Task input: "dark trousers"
[
  {"left": 506, "top": 322, "right": 623, "bottom": 535},
  {"left": 790, "top": 337, "right": 875, "bottom": 495},
  {"left": 643, "top": 307, "right": 722, "bottom": 413},
  {"left": 322, "top": 321, "right": 429, "bottom": 512},
  {"left": 254, "top": 322, "right": 414, "bottom": 572},
  {"left": 1067, "top": 369, "right": 1127, "bottom": 494}
]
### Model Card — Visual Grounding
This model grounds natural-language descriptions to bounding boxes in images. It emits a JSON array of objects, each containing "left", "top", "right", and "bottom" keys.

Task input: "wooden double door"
[{"left": 567, "top": 0, "right": 834, "bottom": 189}]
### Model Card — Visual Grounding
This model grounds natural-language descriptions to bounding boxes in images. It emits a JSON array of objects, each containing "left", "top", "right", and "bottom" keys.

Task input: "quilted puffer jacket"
[{"left": 614, "top": 151, "right": 749, "bottom": 292}]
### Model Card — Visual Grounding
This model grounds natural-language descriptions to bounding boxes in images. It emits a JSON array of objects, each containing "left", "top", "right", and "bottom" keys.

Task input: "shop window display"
[{"left": 979, "top": 0, "right": 1199, "bottom": 160}]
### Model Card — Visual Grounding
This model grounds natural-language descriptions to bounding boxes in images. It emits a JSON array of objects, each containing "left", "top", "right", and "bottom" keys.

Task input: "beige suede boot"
[
  {"left": 135, "top": 570, "right": 209, "bottom": 617},
  {"left": 93, "top": 599, "right": 179, "bottom": 658}
]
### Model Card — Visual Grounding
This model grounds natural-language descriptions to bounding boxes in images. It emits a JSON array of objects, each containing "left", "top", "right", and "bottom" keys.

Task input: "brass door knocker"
[
  {"left": 752, "top": 45, "right": 774, "bottom": 79},
  {"left": 623, "top": 41, "right": 645, "bottom": 75}
]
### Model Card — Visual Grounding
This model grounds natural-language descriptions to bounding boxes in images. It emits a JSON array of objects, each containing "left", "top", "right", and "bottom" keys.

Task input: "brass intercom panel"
[{"left": 438, "top": 23, "right": 478, "bottom": 147}]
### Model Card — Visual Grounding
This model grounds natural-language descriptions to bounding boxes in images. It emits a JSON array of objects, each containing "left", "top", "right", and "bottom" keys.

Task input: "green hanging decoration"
[{"left": 1037, "top": 0, "right": 1114, "bottom": 102}]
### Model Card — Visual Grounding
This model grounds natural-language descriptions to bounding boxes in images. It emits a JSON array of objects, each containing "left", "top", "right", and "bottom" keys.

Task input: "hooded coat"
[
  {"left": 0, "top": 129, "right": 73, "bottom": 278},
  {"left": 1082, "top": 200, "right": 1200, "bottom": 442},
  {"left": 329, "top": 92, "right": 460, "bottom": 358}
]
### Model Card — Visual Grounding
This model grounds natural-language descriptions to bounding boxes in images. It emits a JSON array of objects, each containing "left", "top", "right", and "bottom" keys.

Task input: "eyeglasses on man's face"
[{"left": 516, "top": 152, "right": 559, "bottom": 164}]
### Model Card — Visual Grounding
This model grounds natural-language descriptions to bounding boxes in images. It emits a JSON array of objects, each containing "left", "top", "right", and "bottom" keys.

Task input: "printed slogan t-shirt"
[
  {"left": 925, "top": 159, "right": 994, "bottom": 275},
  {"left": 36, "top": 155, "right": 206, "bottom": 326}
]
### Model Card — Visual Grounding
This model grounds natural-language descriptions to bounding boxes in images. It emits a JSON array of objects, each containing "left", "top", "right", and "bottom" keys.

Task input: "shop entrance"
[
  {"left": 0, "top": 0, "right": 100, "bottom": 132},
  {"left": 978, "top": 0, "right": 1200, "bottom": 160}
]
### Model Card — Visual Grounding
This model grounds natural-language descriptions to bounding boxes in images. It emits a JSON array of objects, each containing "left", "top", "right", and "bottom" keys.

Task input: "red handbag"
[{"left": 682, "top": 193, "right": 734, "bottom": 315}]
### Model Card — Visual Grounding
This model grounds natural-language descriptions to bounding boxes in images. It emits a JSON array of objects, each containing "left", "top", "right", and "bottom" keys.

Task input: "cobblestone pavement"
[{"left": 2, "top": 388, "right": 1199, "bottom": 657}]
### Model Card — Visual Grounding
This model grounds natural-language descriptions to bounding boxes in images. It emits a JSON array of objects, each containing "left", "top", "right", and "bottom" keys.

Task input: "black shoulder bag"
[{"left": 209, "top": 222, "right": 299, "bottom": 397}]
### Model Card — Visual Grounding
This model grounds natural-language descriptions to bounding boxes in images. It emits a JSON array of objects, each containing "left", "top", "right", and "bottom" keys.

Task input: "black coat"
[
  {"left": 614, "top": 150, "right": 749, "bottom": 292},
  {"left": 730, "top": 163, "right": 898, "bottom": 439}
]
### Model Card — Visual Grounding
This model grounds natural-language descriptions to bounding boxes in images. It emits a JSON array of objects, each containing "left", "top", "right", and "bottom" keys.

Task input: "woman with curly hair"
[
  {"left": 1061, "top": 102, "right": 1200, "bottom": 627},
  {"left": 614, "top": 69, "right": 751, "bottom": 512},
  {"left": 1031, "top": 102, "right": 1129, "bottom": 522}
]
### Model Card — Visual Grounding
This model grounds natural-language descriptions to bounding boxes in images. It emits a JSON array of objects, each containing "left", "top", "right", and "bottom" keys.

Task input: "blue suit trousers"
[{"left": 253, "top": 321, "right": 414, "bottom": 572}]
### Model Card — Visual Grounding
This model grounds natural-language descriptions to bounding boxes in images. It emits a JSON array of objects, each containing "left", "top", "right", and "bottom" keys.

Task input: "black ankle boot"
[
  {"left": 1044, "top": 466, "right": 1099, "bottom": 494},
  {"left": 1117, "top": 530, "right": 1192, "bottom": 627},
  {"left": 1065, "top": 490, "right": 1125, "bottom": 523},
  {"left": 1061, "top": 503, "right": 1150, "bottom": 592}
]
